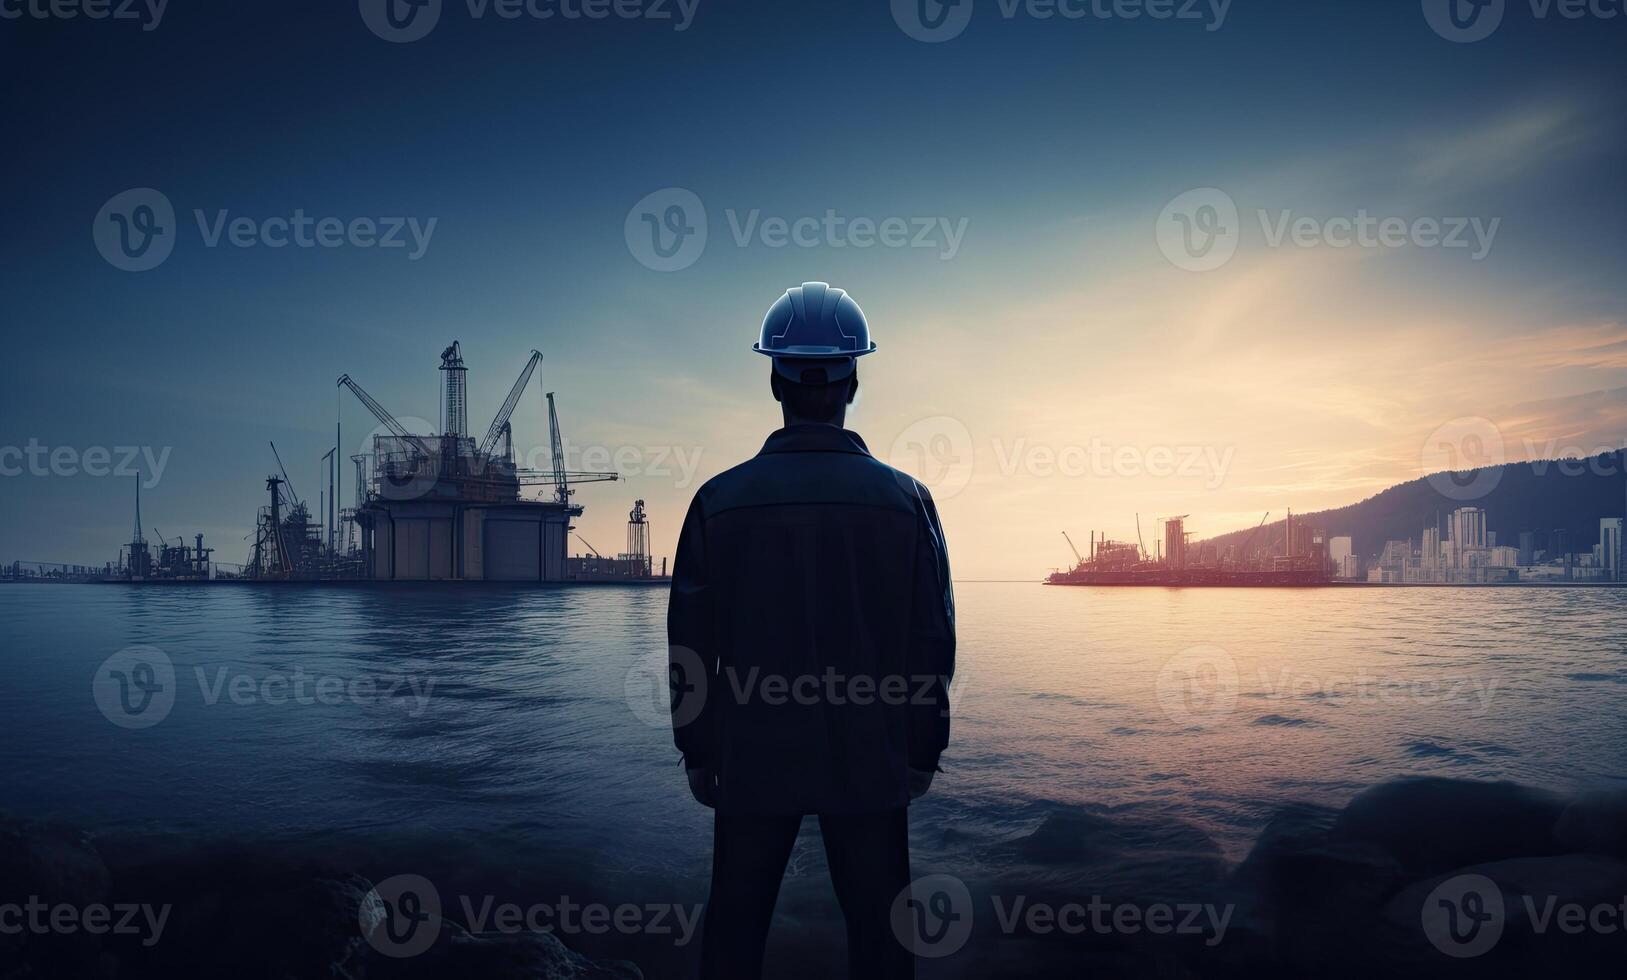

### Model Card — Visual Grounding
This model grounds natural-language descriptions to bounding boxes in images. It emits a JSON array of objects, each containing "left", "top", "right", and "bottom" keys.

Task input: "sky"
[{"left": 2, "top": 0, "right": 1625, "bottom": 578}]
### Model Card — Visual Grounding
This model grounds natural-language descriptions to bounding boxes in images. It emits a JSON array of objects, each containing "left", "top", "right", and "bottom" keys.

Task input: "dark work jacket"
[{"left": 667, "top": 425, "right": 955, "bottom": 815}]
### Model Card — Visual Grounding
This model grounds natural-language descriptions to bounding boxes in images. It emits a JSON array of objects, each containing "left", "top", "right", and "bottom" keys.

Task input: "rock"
[
  {"left": 106, "top": 852, "right": 375, "bottom": 979},
  {"left": 989, "top": 804, "right": 1226, "bottom": 896},
  {"left": 371, "top": 920, "right": 643, "bottom": 980},
  {"left": 1382, "top": 854, "right": 1627, "bottom": 975},
  {"left": 1331, "top": 778, "right": 1566, "bottom": 876},
  {"left": 1225, "top": 801, "right": 1403, "bottom": 970},
  {"left": 1554, "top": 788, "right": 1627, "bottom": 858},
  {"left": 0, "top": 814, "right": 114, "bottom": 978},
  {"left": 981, "top": 804, "right": 1228, "bottom": 955}
]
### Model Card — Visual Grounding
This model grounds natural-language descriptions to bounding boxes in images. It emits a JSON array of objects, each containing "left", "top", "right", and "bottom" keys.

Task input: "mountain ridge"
[{"left": 1199, "top": 450, "right": 1627, "bottom": 559}]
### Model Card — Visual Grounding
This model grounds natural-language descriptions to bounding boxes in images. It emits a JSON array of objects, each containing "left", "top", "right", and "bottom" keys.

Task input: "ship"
[{"left": 1045, "top": 512, "right": 1335, "bottom": 587}]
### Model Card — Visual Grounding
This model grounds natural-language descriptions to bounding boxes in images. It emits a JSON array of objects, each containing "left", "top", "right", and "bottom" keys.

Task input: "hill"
[{"left": 1200, "top": 450, "right": 1627, "bottom": 559}]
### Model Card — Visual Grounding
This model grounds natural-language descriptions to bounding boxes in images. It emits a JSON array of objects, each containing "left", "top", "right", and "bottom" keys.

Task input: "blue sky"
[{"left": 2, "top": 0, "right": 1624, "bottom": 576}]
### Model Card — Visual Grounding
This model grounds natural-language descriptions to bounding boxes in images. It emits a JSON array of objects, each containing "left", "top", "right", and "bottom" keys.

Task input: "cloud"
[{"left": 1404, "top": 100, "right": 1592, "bottom": 194}]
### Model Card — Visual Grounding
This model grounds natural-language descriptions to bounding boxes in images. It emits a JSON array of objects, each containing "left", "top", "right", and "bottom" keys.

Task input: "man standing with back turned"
[{"left": 668, "top": 282, "right": 956, "bottom": 979}]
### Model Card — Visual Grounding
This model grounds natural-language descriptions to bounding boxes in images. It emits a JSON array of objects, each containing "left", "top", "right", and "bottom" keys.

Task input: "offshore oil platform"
[
  {"left": 1046, "top": 511, "right": 1334, "bottom": 586},
  {"left": 95, "top": 342, "right": 667, "bottom": 585}
]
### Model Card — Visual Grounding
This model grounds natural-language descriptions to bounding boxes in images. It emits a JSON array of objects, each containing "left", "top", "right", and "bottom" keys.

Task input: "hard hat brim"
[{"left": 752, "top": 342, "right": 877, "bottom": 358}]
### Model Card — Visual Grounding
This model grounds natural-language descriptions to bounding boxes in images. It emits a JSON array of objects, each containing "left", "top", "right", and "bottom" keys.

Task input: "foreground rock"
[
  {"left": 8, "top": 777, "right": 1623, "bottom": 978},
  {"left": 0, "top": 828, "right": 641, "bottom": 980},
  {"left": 0, "top": 815, "right": 116, "bottom": 978},
  {"left": 368, "top": 922, "right": 642, "bottom": 980},
  {"left": 1217, "top": 777, "right": 1627, "bottom": 978}
]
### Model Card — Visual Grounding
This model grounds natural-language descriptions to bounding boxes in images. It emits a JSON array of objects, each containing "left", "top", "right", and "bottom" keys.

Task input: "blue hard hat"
[{"left": 754, "top": 282, "right": 875, "bottom": 381}]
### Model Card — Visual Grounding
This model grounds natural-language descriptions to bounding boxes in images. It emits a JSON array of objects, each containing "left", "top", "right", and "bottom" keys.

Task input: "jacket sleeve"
[
  {"left": 667, "top": 493, "right": 716, "bottom": 769},
  {"left": 907, "top": 482, "right": 955, "bottom": 772}
]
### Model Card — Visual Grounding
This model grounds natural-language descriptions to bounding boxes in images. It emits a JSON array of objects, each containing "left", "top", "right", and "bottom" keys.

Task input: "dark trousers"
[{"left": 699, "top": 807, "right": 913, "bottom": 980}]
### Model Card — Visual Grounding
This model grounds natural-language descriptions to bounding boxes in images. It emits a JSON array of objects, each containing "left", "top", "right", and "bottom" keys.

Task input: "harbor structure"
[
  {"left": 337, "top": 345, "right": 622, "bottom": 581},
  {"left": 1047, "top": 511, "right": 1334, "bottom": 586},
  {"left": 68, "top": 341, "right": 666, "bottom": 585}
]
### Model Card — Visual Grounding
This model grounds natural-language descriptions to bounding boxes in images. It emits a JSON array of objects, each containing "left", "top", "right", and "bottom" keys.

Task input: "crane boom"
[
  {"left": 1240, "top": 511, "right": 1271, "bottom": 564},
  {"left": 546, "top": 391, "right": 569, "bottom": 506},
  {"left": 541, "top": 391, "right": 619, "bottom": 504},
  {"left": 478, "top": 350, "right": 542, "bottom": 462},
  {"left": 1061, "top": 531, "right": 1083, "bottom": 565},
  {"left": 1136, "top": 513, "right": 1146, "bottom": 560},
  {"left": 269, "top": 442, "right": 302, "bottom": 509},
  {"left": 336, "top": 374, "right": 432, "bottom": 459}
]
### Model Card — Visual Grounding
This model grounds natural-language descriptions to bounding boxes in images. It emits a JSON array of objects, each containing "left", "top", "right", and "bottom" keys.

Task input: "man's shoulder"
[{"left": 693, "top": 445, "right": 933, "bottom": 518}]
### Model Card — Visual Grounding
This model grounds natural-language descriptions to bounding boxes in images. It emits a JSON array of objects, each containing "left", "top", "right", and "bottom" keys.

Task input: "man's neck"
[{"left": 780, "top": 411, "right": 846, "bottom": 429}]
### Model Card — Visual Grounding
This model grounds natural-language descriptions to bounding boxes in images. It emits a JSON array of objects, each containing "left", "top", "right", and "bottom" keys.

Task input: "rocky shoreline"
[{"left": 4, "top": 776, "right": 1625, "bottom": 978}]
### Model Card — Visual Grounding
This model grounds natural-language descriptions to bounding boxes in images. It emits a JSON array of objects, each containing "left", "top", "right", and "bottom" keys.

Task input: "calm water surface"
[{"left": 2, "top": 583, "right": 1624, "bottom": 968}]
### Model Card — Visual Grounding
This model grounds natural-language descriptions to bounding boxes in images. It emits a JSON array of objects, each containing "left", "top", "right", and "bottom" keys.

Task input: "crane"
[
  {"left": 477, "top": 350, "right": 542, "bottom": 463},
  {"left": 1061, "top": 531, "right": 1083, "bottom": 566},
  {"left": 546, "top": 391, "right": 570, "bottom": 506},
  {"left": 534, "top": 391, "right": 617, "bottom": 505},
  {"left": 269, "top": 442, "right": 303, "bottom": 510},
  {"left": 1136, "top": 513, "right": 1146, "bottom": 560},
  {"left": 1239, "top": 511, "right": 1271, "bottom": 567},
  {"left": 336, "top": 374, "right": 434, "bottom": 459}
]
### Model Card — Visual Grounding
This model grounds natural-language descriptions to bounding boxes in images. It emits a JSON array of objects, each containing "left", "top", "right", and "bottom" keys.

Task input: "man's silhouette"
[{"left": 668, "top": 282, "right": 955, "bottom": 980}]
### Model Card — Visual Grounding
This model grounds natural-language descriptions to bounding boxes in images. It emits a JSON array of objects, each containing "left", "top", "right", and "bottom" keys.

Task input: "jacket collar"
[{"left": 759, "top": 425, "right": 872, "bottom": 457}]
